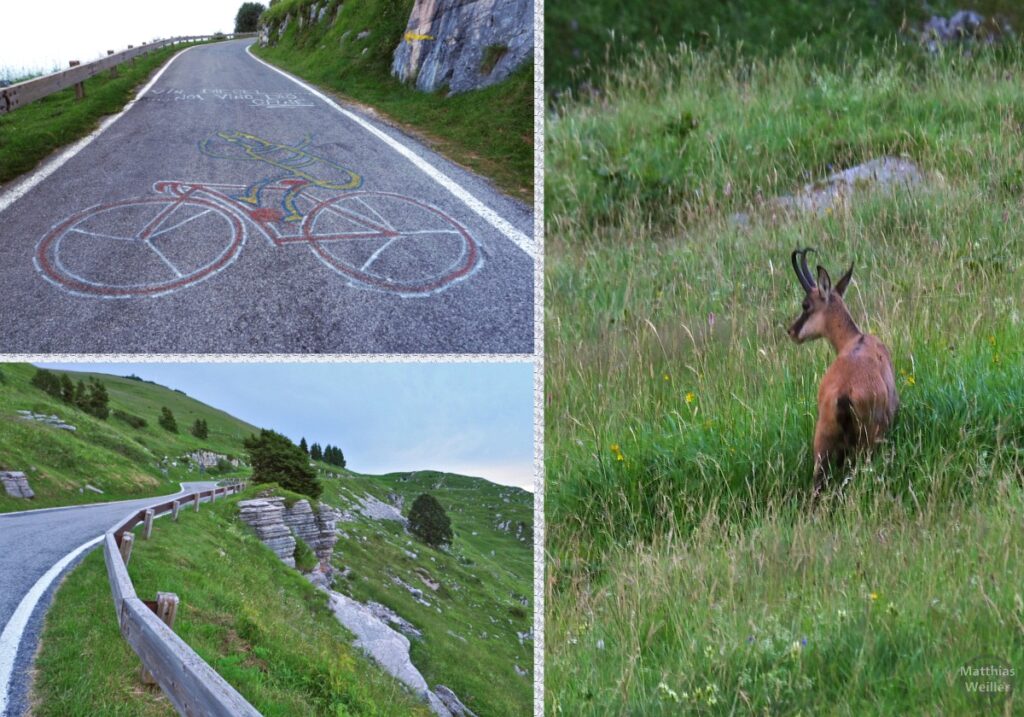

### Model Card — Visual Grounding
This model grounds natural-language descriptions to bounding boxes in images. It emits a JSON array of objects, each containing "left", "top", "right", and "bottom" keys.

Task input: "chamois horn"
[{"left": 791, "top": 247, "right": 817, "bottom": 292}]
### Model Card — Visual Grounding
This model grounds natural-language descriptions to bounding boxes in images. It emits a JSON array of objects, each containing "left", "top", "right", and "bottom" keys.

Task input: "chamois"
[{"left": 787, "top": 248, "right": 898, "bottom": 498}]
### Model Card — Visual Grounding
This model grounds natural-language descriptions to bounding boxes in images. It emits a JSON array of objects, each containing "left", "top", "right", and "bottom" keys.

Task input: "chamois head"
[{"left": 787, "top": 248, "right": 854, "bottom": 344}]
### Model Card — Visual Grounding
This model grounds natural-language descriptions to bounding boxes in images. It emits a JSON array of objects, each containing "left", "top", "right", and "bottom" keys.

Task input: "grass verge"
[
  {"left": 0, "top": 42, "right": 207, "bottom": 186},
  {"left": 546, "top": 41, "right": 1024, "bottom": 714},
  {"left": 253, "top": 0, "right": 532, "bottom": 202},
  {"left": 31, "top": 486, "right": 432, "bottom": 716}
]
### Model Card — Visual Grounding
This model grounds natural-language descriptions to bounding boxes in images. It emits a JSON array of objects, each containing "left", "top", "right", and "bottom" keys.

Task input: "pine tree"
[
  {"left": 74, "top": 379, "right": 88, "bottom": 409},
  {"left": 408, "top": 493, "right": 453, "bottom": 548},
  {"left": 59, "top": 374, "right": 75, "bottom": 404},
  {"left": 30, "top": 368, "right": 62, "bottom": 399},
  {"left": 191, "top": 418, "right": 208, "bottom": 439},
  {"left": 243, "top": 429, "right": 321, "bottom": 498},
  {"left": 310, "top": 443, "right": 322, "bottom": 461},
  {"left": 299, "top": 437, "right": 309, "bottom": 455},
  {"left": 86, "top": 378, "right": 110, "bottom": 419},
  {"left": 158, "top": 407, "right": 178, "bottom": 433}
]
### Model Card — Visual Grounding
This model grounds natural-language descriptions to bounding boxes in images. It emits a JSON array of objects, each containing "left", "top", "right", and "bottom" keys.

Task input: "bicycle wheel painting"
[
  {"left": 302, "top": 192, "right": 480, "bottom": 296},
  {"left": 35, "top": 194, "right": 245, "bottom": 298}
]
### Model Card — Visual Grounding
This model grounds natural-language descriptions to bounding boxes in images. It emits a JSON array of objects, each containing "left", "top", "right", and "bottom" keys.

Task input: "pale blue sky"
[
  {"left": 38, "top": 362, "right": 535, "bottom": 490},
  {"left": 2, "top": 1, "right": 253, "bottom": 75}
]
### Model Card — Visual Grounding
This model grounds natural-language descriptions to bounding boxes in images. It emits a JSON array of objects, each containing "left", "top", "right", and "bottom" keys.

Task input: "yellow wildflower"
[{"left": 685, "top": 392, "right": 696, "bottom": 405}]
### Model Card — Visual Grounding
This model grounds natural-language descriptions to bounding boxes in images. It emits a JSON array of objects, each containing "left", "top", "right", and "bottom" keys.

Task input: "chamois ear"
[
  {"left": 816, "top": 265, "right": 832, "bottom": 296},
  {"left": 835, "top": 263, "right": 854, "bottom": 297}
]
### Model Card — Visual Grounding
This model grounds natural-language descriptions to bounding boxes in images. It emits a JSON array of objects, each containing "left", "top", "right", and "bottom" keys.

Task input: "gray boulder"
[{"left": 1, "top": 472, "right": 34, "bottom": 499}]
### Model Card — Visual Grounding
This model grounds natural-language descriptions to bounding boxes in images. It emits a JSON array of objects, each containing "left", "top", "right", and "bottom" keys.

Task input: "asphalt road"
[
  {"left": 0, "top": 40, "right": 534, "bottom": 353},
  {"left": 0, "top": 482, "right": 219, "bottom": 717}
]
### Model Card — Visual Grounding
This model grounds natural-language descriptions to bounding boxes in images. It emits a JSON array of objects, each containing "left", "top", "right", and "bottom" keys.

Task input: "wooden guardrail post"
[
  {"left": 211, "top": 488, "right": 217, "bottom": 503},
  {"left": 140, "top": 592, "right": 179, "bottom": 685},
  {"left": 68, "top": 61, "right": 84, "bottom": 100},
  {"left": 143, "top": 509, "right": 155, "bottom": 539},
  {"left": 119, "top": 532, "right": 135, "bottom": 565},
  {"left": 194, "top": 493, "right": 201, "bottom": 512},
  {"left": 171, "top": 500, "right": 180, "bottom": 522},
  {"left": 107, "top": 50, "right": 118, "bottom": 78}
]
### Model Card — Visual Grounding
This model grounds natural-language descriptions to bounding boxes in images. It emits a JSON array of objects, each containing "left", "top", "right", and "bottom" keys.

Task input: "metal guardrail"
[
  {"left": 102, "top": 483, "right": 262, "bottom": 717},
  {"left": 0, "top": 33, "right": 257, "bottom": 115}
]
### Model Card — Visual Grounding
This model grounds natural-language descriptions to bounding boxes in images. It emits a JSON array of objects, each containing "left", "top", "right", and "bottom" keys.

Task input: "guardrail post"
[
  {"left": 107, "top": 50, "right": 118, "bottom": 78},
  {"left": 211, "top": 489, "right": 217, "bottom": 503},
  {"left": 119, "top": 532, "right": 135, "bottom": 565},
  {"left": 68, "top": 61, "right": 85, "bottom": 100},
  {"left": 194, "top": 493, "right": 201, "bottom": 512},
  {"left": 171, "top": 500, "right": 180, "bottom": 522},
  {"left": 140, "top": 592, "right": 180, "bottom": 685},
  {"left": 143, "top": 509, "right": 155, "bottom": 540}
]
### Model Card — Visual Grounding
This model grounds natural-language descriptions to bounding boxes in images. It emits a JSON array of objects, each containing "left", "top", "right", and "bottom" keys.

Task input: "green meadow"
[
  {"left": 545, "top": 36, "right": 1024, "bottom": 716},
  {"left": 0, "top": 363, "right": 253, "bottom": 512}
]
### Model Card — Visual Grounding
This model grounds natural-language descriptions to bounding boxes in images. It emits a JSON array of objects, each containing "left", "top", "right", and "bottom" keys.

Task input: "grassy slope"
[
  {"left": 32, "top": 485, "right": 432, "bottom": 717},
  {"left": 0, "top": 364, "right": 255, "bottom": 512},
  {"left": 546, "top": 41, "right": 1024, "bottom": 716},
  {"left": 319, "top": 470, "right": 533, "bottom": 717},
  {"left": 252, "top": 0, "right": 533, "bottom": 201},
  {"left": 0, "top": 41, "right": 206, "bottom": 185},
  {"left": 545, "top": 0, "right": 1024, "bottom": 93}
]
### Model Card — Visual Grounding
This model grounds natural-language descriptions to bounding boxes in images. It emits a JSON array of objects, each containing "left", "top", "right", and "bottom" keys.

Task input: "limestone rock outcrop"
[
  {"left": 391, "top": 0, "right": 533, "bottom": 94},
  {"left": 238, "top": 498, "right": 297, "bottom": 567},
  {"left": 239, "top": 497, "right": 339, "bottom": 574},
  {"left": 0, "top": 471, "right": 34, "bottom": 499}
]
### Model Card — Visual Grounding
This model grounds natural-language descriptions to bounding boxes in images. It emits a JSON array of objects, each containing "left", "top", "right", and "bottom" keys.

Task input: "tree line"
[{"left": 31, "top": 368, "right": 110, "bottom": 419}]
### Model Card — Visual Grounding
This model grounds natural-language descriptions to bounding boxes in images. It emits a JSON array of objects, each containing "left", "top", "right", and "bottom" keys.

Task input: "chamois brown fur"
[{"left": 787, "top": 248, "right": 898, "bottom": 497}]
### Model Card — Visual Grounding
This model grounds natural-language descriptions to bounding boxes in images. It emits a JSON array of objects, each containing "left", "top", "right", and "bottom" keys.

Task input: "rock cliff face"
[
  {"left": 238, "top": 498, "right": 296, "bottom": 567},
  {"left": 238, "top": 497, "right": 339, "bottom": 574},
  {"left": 391, "top": 0, "right": 533, "bottom": 94}
]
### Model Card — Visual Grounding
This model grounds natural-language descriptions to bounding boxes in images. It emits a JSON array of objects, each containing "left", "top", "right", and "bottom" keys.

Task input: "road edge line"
[
  {"left": 0, "top": 535, "right": 103, "bottom": 716},
  {"left": 0, "top": 44, "right": 199, "bottom": 218},
  {"left": 0, "top": 483, "right": 199, "bottom": 520},
  {"left": 243, "top": 44, "right": 535, "bottom": 259}
]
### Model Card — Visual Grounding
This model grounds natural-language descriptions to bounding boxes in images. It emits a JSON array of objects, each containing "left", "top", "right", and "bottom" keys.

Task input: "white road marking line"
[
  {"left": 244, "top": 44, "right": 535, "bottom": 258},
  {"left": 0, "top": 535, "right": 103, "bottom": 716},
  {"left": 0, "top": 45, "right": 199, "bottom": 218},
  {"left": 149, "top": 208, "right": 212, "bottom": 239}
]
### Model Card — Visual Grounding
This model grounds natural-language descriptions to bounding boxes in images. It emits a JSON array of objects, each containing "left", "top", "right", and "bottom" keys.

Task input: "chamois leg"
[{"left": 812, "top": 422, "right": 845, "bottom": 501}]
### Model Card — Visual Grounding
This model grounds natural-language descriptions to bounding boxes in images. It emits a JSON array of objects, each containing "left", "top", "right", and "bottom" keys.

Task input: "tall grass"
[{"left": 546, "top": 43, "right": 1024, "bottom": 714}]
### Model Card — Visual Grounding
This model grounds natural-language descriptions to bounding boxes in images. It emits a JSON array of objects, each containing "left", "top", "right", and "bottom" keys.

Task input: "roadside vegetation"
[
  {"left": 546, "top": 17, "right": 1024, "bottom": 716},
  {"left": 31, "top": 470, "right": 532, "bottom": 716},
  {"left": 0, "top": 41, "right": 207, "bottom": 186},
  {"left": 31, "top": 484, "right": 432, "bottom": 717},
  {"left": 253, "top": 0, "right": 533, "bottom": 201},
  {"left": 0, "top": 364, "right": 253, "bottom": 512}
]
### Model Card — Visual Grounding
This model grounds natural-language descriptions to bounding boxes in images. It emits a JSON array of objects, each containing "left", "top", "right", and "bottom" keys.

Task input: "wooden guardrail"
[
  {"left": 102, "top": 483, "right": 262, "bottom": 717},
  {"left": 0, "top": 33, "right": 257, "bottom": 115}
]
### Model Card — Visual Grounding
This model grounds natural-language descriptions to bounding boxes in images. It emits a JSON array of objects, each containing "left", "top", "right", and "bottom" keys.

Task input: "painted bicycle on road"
[{"left": 34, "top": 131, "right": 481, "bottom": 298}]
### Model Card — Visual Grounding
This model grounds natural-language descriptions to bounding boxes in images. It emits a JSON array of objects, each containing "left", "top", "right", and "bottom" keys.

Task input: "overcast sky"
[
  {"left": 2, "top": 1, "right": 251, "bottom": 75},
  {"left": 37, "top": 362, "right": 536, "bottom": 491}
]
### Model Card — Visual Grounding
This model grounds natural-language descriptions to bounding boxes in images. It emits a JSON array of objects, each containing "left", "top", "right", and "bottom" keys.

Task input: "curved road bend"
[
  {"left": 0, "top": 482, "right": 219, "bottom": 717},
  {"left": 0, "top": 39, "right": 533, "bottom": 353}
]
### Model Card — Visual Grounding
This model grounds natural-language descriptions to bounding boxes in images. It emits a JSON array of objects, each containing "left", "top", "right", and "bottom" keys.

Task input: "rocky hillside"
[
  {"left": 252, "top": 0, "right": 533, "bottom": 199},
  {"left": 0, "top": 363, "right": 254, "bottom": 512},
  {"left": 238, "top": 472, "right": 533, "bottom": 716}
]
